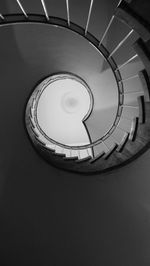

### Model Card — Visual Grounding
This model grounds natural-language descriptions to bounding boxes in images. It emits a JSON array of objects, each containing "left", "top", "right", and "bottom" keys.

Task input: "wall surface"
[{"left": 1, "top": 130, "right": 150, "bottom": 266}]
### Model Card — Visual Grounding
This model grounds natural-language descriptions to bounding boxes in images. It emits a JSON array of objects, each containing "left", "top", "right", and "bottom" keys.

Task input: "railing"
[{"left": 23, "top": 0, "right": 145, "bottom": 160}]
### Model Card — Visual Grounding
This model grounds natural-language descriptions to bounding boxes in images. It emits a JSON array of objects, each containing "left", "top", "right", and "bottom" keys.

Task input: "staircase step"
[
  {"left": 29, "top": 117, "right": 35, "bottom": 129},
  {"left": 137, "top": 123, "right": 150, "bottom": 141},
  {"left": 78, "top": 149, "right": 90, "bottom": 159},
  {"left": 134, "top": 38, "right": 150, "bottom": 75},
  {"left": 46, "top": 144, "right": 55, "bottom": 151},
  {"left": 35, "top": 136, "right": 46, "bottom": 147},
  {"left": 116, "top": 132, "right": 129, "bottom": 152},
  {"left": 120, "top": 137, "right": 147, "bottom": 158},
  {"left": 90, "top": 152, "right": 105, "bottom": 164},
  {"left": 139, "top": 70, "right": 150, "bottom": 101},
  {"left": 55, "top": 146, "right": 64, "bottom": 154},
  {"left": 116, "top": 1, "right": 150, "bottom": 42},
  {"left": 31, "top": 96, "right": 35, "bottom": 109},
  {"left": 103, "top": 144, "right": 118, "bottom": 160},
  {"left": 28, "top": 123, "right": 39, "bottom": 138},
  {"left": 145, "top": 102, "right": 150, "bottom": 122},
  {"left": 71, "top": 150, "right": 79, "bottom": 158},
  {"left": 29, "top": 106, "right": 33, "bottom": 118},
  {"left": 129, "top": 117, "right": 139, "bottom": 141},
  {"left": 53, "top": 153, "right": 66, "bottom": 158},
  {"left": 134, "top": 101, "right": 150, "bottom": 140},
  {"left": 76, "top": 156, "right": 92, "bottom": 163},
  {"left": 102, "top": 150, "right": 128, "bottom": 168},
  {"left": 64, "top": 156, "right": 79, "bottom": 161},
  {"left": 138, "top": 95, "right": 145, "bottom": 123}
]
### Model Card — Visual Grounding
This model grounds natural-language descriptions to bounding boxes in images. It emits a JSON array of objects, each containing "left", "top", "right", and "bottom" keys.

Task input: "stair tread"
[
  {"left": 103, "top": 144, "right": 118, "bottom": 160},
  {"left": 76, "top": 156, "right": 92, "bottom": 163},
  {"left": 139, "top": 70, "right": 150, "bottom": 101},
  {"left": 90, "top": 152, "right": 105, "bottom": 163},
  {"left": 129, "top": 117, "right": 139, "bottom": 141},
  {"left": 64, "top": 156, "right": 79, "bottom": 161},
  {"left": 54, "top": 153, "right": 66, "bottom": 158},
  {"left": 134, "top": 39, "right": 150, "bottom": 75},
  {"left": 116, "top": 1, "right": 150, "bottom": 42},
  {"left": 116, "top": 132, "right": 129, "bottom": 152},
  {"left": 138, "top": 95, "right": 145, "bottom": 124}
]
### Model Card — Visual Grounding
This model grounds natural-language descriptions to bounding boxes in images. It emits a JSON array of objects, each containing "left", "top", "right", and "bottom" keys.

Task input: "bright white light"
[
  {"left": 61, "top": 92, "right": 80, "bottom": 113},
  {"left": 36, "top": 74, "right": 93, "bottom": 146}
]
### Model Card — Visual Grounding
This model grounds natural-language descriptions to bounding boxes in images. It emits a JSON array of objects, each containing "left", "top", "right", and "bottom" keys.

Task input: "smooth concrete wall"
[{"left": 1, "top": 115, "right": 150, "bottom": 265}]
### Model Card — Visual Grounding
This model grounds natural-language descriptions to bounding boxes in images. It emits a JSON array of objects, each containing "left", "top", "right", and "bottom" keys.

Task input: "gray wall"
[{"left": 1, "top": 123, "right": 150, "bottom": 265}]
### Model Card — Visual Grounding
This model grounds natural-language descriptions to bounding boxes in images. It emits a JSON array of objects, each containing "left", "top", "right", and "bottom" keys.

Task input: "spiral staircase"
[{"left": 1, "top": 0, "right": 150, "bottom": 174}]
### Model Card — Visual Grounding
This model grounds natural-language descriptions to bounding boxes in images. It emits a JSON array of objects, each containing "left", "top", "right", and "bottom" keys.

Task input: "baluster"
[
  {"left": 0, "top": 14, "right": 4, "bottom": 20},
  {"left": 109, "top": 29, "right": 134, "bottom": 58},
  {"left": 66, "top": 0, "right": 70, "bottom": 27},
  {"left": 41, "top": 0, "right": 49, "bottom": 21},
  {"left": 16, "top": 0, "right": 28, "bottom": 18},
  {"left": 116, "top": 54, "right": 138, "bottom": 70},
  {"left": 85, "top": 0, "right": 94, "bottom": 35},
  {"left": 99, "top": 0, "right": 123, "bottom": 46},
  {"left": 119, "top": 74, "right": 139, "bottom": 82}
]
